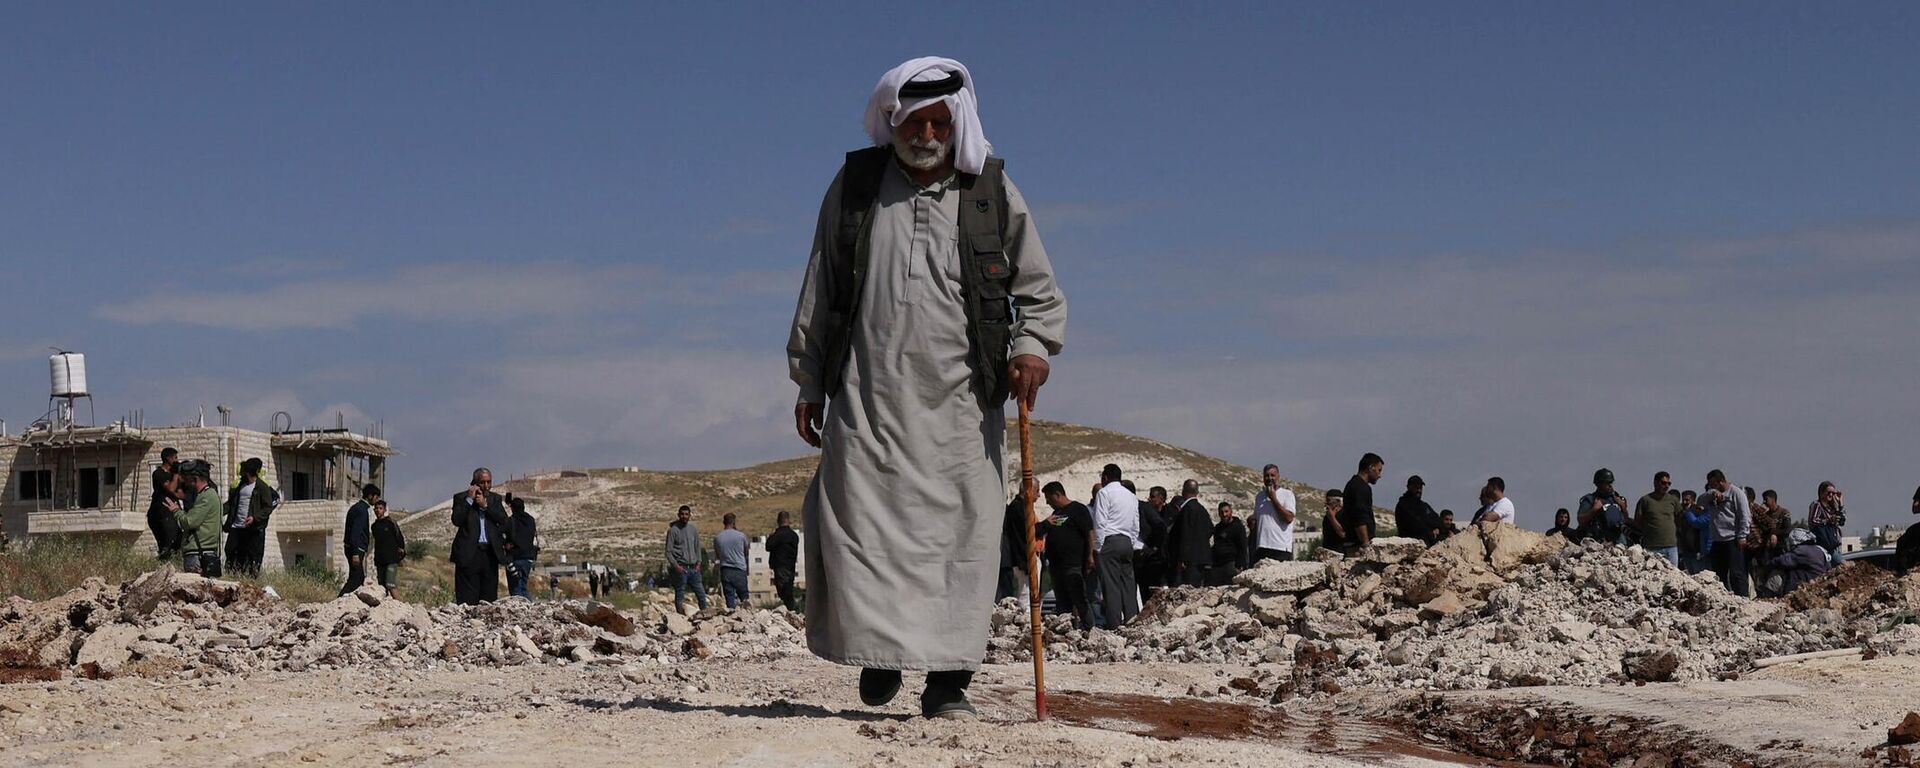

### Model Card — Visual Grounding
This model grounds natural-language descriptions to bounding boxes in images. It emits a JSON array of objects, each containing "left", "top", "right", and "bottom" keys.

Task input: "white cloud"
[{"left": 93, "top": 261, "right": 789, "bottom": 332}]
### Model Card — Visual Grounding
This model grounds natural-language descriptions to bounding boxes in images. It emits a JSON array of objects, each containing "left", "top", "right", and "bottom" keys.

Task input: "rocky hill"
[{"left": 400, "top": 420, "right": 1336, "bottom": 572}]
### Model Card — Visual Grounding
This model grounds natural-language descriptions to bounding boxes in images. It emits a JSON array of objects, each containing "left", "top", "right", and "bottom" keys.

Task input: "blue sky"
[{"left": 3, "top": 3, "right": 1918, "bottom": 531}]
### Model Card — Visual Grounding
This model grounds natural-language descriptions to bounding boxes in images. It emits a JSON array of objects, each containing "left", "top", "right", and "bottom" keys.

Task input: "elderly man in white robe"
[{"left": 787, "top": 56, "right": 1067, "bottom": 719}]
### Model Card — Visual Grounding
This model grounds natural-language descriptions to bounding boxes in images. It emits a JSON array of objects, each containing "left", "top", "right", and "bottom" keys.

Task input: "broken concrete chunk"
[{"left": 1233, "top": 560, "right": 1327, "bottom": 594}]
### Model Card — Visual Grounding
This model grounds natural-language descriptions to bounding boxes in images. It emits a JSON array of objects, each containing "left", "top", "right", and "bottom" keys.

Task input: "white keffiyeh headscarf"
[{"left": 862, "top": 56, "right": 991, "bottom": 175}]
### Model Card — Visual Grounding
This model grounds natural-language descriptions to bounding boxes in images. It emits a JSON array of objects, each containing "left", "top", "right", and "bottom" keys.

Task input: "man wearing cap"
[
  {"left": 786, "top": 56, "right": 1067, "bottom": 719},
  {"left": 147, "top": 447, "right": 182, "bottom": 560},
  {"left": 169, "top": 460, "right": 224, "bottom": 577},
  {"left": 1392, "top": 475, "right": 1440, "bottom": 546},
  {"left": 223, "top": 457, "right": 278, "bottom": 577}
]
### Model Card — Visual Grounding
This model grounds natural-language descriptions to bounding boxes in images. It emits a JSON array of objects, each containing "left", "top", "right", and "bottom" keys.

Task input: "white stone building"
[{"left": 1, "top": 418, "right": 394, "bottom": 575}]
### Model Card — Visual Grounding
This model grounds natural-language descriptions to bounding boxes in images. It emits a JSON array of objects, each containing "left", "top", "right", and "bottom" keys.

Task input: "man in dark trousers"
[
  {"left": 1133, "top": 483, "right": 1169, "bottom": 600},
  {"left": 768, "top": 510, "right": 802, "bottom": 611},
  {"left": 449, "top": 468, "right": 510, "bottom": 605},
  {"left": 1208, "top": 502, "right": 1249, "bottom": 586},
  {"left": 338, "top": 484, "right": 377, "bottom": 596},
  {"left": 1163, "top": 480, "right": 1214, "bottom": 587},
  {"left": 147, "top": 447, "right": 182, "bottom": 560},
  {"left": 1341, "top": 453, "right": 1383, "bottom": 552},
  {"left": 223, "top": 457, "right": 278, "bottom": 577},
  {"left": 505, "top": 494, "right": 539, "bottom": 599},
  {"left": 1037, "top": 481, "right": 1094, "bottom": 632},
  {"left": 372, "top": 500, "right": 406, "bottom": 598}
]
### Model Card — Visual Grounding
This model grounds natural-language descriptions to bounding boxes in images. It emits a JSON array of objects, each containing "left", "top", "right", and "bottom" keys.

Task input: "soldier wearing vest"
[{"left": 786, "top": 56, "right": 1067, "bottom": 720}]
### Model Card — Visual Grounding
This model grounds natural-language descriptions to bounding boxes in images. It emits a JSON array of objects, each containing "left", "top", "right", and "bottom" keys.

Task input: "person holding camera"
[
  {"left": 1807, "top": 481, "right": 1847, "bottom": 563},
  {"left": 169, "top": 459, "right": 223, "bottom": 577}
]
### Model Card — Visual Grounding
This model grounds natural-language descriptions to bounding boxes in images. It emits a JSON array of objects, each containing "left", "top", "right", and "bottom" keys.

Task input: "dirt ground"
[
  {"left": 7, "top": 653, "right": 1920, "bottom": 767},
  {"left": 0, "top": 655, "right": 1474, "bottom": 768},
  {"left": 6, "top": 655, "right": 1914, "bottom": 767}
]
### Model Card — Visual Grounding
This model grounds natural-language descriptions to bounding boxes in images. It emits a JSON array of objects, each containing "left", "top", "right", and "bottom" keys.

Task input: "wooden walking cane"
[{"left": 1018, "top": 399, "right": 1048, "bottom": 721}]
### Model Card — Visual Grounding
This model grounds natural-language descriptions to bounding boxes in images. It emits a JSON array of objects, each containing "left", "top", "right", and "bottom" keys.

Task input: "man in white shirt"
[
  {"left": 1479, "top": 476, "right": 1517, "bottom": 528},
  {"left": 1249, "top": 464, "right": 1296, "bottom": 563},
  {"left": 1089, "top": 463, "right": 1141, "bottom": 628}
]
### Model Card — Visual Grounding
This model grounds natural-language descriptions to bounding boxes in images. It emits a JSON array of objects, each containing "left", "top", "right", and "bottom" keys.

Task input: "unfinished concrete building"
[{"left": 0, "top": 353, "right": 395, "bottom": 575}]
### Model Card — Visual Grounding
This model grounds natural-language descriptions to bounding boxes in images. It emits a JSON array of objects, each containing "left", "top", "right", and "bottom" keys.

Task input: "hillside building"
[{"left": 1, "top": 354, "right": 394, "bottom": 575}]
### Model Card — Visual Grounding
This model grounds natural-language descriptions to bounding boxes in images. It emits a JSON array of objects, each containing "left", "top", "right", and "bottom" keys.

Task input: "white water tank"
[{"left": 50, "top": 352, "right": 89, "bottom": 397}]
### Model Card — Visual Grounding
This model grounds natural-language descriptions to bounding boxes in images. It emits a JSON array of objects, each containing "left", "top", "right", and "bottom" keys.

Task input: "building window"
[
  {"left": 291, "top": 472, "right": 313, "bottom": 501},
  {"left": 18, "top": 469, "right": 52, "bottom": 501},
  {"left": 102, "top": 467, "right": 118, "bottom": 487}
]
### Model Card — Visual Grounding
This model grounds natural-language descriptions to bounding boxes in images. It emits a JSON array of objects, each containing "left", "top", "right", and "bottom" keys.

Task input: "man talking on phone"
[{"left": 449, "top": 468, "right": 510, "bottom": 605}]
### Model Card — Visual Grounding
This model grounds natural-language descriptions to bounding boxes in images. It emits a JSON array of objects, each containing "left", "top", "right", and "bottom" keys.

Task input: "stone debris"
[
  {"left": 0, "top": 566, "right": 807, "bottom": 681},
  {"left": 987, "top": 524, "right": 1920, "bottom": 697}
]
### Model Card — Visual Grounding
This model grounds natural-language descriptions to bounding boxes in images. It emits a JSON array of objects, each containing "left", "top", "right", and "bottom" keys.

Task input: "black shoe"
[
  {"left": 859, "top": 668, "right": 902, "bottom": 706},
  {"left": 921, "top": 671, "right": 978, "bottom": 720}
]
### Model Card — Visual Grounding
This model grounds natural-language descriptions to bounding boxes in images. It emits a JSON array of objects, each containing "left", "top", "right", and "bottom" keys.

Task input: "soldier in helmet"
[
  {"left": 168, "top": 459, "right": 224, "bottom": 577},
  {"left": 1577, "top": 468, "right": 1630, "bottom": 544}
]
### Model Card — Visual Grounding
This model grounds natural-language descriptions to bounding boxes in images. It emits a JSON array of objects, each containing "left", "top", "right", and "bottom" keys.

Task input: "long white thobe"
[{"left": 787, "top": 158, "right": 1066, "bottom": 671}]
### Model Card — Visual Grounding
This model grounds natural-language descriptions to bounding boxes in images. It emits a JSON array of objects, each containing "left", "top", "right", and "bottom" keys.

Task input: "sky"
[{"left": 3, "top": 3, "right": 1918, "bottom": 533}]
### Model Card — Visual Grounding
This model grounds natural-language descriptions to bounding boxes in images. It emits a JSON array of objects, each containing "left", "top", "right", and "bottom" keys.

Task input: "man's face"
[
  {"left": 1440, "top": 512, "right": 1454, "bottom": 525},
  {"left": 1365, "top": 463, "right": 1384, "bottom": 483},
  {"left": 1555, "top": 510, "right": 1570, "bottom": 527},
  {"left": 375, "top": 503, "right": 388, "bottom": 519},
  {"left": 1682, "top": 492, "right": 1697, "bottom": 507},
  {"left": 1326, "top": 497, "right": 1343, "bottom": 514},
  {"left": 475, "top": 472, "right": 492, "bottom": 493},
  {"left": 1044, "top": 490, "right": 1067, "bottom": 510},
  {"left": 1408, "top": 483, "right": 1423, "bottom": 498},
  {"left": 1709, "top": 477, "right": 1729, "bottom": 493},
  {"left": 1219, "top": 506, "right": 1234, "bottom": 520},
  {"left": 677, "top": 509, "right": 691, "bottom": 524},
  {"left": 1148, "top": 490, "right": 1167, "bottom": 507},
  {"left": 1597, "top": 481, "right": 1614, "bottom": 495},
  {"left": 892, "top": 101, "right": 953, "bottom": 172},
  {"left": 1654, "top": 475, "right": 1672, "bottom": 495},
  {"left": 1263, "top": 467, "right": 1280, "bottom": 486}
]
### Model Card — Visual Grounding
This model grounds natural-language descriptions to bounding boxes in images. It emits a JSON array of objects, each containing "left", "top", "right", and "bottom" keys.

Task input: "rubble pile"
[
  {"left": 0, "top": 567, "right": 807, "bottom": 681},
  {"left": 989, "top": 522, "right": 1918, "bottom": 696}
]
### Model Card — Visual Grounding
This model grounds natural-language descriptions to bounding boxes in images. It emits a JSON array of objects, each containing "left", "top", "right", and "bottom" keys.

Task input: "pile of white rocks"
[{"left": 0, "top": 568, "right": 808, "bottom": 681}]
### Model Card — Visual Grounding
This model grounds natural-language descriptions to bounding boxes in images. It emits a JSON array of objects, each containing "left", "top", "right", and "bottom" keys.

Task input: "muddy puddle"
[{"left": 1026, "top": 689, "right": 1525, "bottom": 766}]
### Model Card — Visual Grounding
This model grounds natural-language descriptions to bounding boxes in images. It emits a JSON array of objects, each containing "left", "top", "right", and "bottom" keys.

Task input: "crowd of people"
[
  {"left": 661, "top": 506, "right": 803, "bottom": 613},
  {"left": 1003, "top": 454, "right": 1920, "bottom": 634}
]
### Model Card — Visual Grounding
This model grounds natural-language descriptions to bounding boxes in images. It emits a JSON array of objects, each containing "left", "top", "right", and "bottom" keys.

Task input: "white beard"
[{"left": 893, "top": 136, "right": 950, "bottom": 171}]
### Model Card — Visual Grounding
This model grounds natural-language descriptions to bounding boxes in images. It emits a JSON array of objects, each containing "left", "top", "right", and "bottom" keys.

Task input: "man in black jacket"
[
  {"left": 1208, "top": 502, "right": 1248, "bottom": 586},
  {"left": 372, "top": 500, "right": 406, "bottom": 597},
  {"left": 1134, "top": 485, "right": 1170, "bottom": 600},
  {"left": 1393, "top": 475, "right": 1441, "bottom": 546},
  {"left": 505, "top": 494, "right": 539, "bottom": 598},
  {"left": 1162, "top": 480, "right": 1214, "bottom": 587},
  {"left": 338, "top": 484, "right": 377, "bottom": 596},
  {"left": 449, "top": 468, "right": 510, "bottom": 605},
  {"left": 223, "top": 457, "right": 278, "bottom": 577},
  {"left": 768, "top": 511, "right": 802, "bottom": 611},
  {"left": 147, "top": 447, "right": 182, "bottom": 560}
]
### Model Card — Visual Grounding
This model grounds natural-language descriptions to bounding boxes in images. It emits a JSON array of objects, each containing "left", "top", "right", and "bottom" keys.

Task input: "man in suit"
[
  {"left": 449, "top": 468, "right": 510, "bottom": 605},
  {"left": 1162, "top": 480, "right": 1214, "bottom": 587}
]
